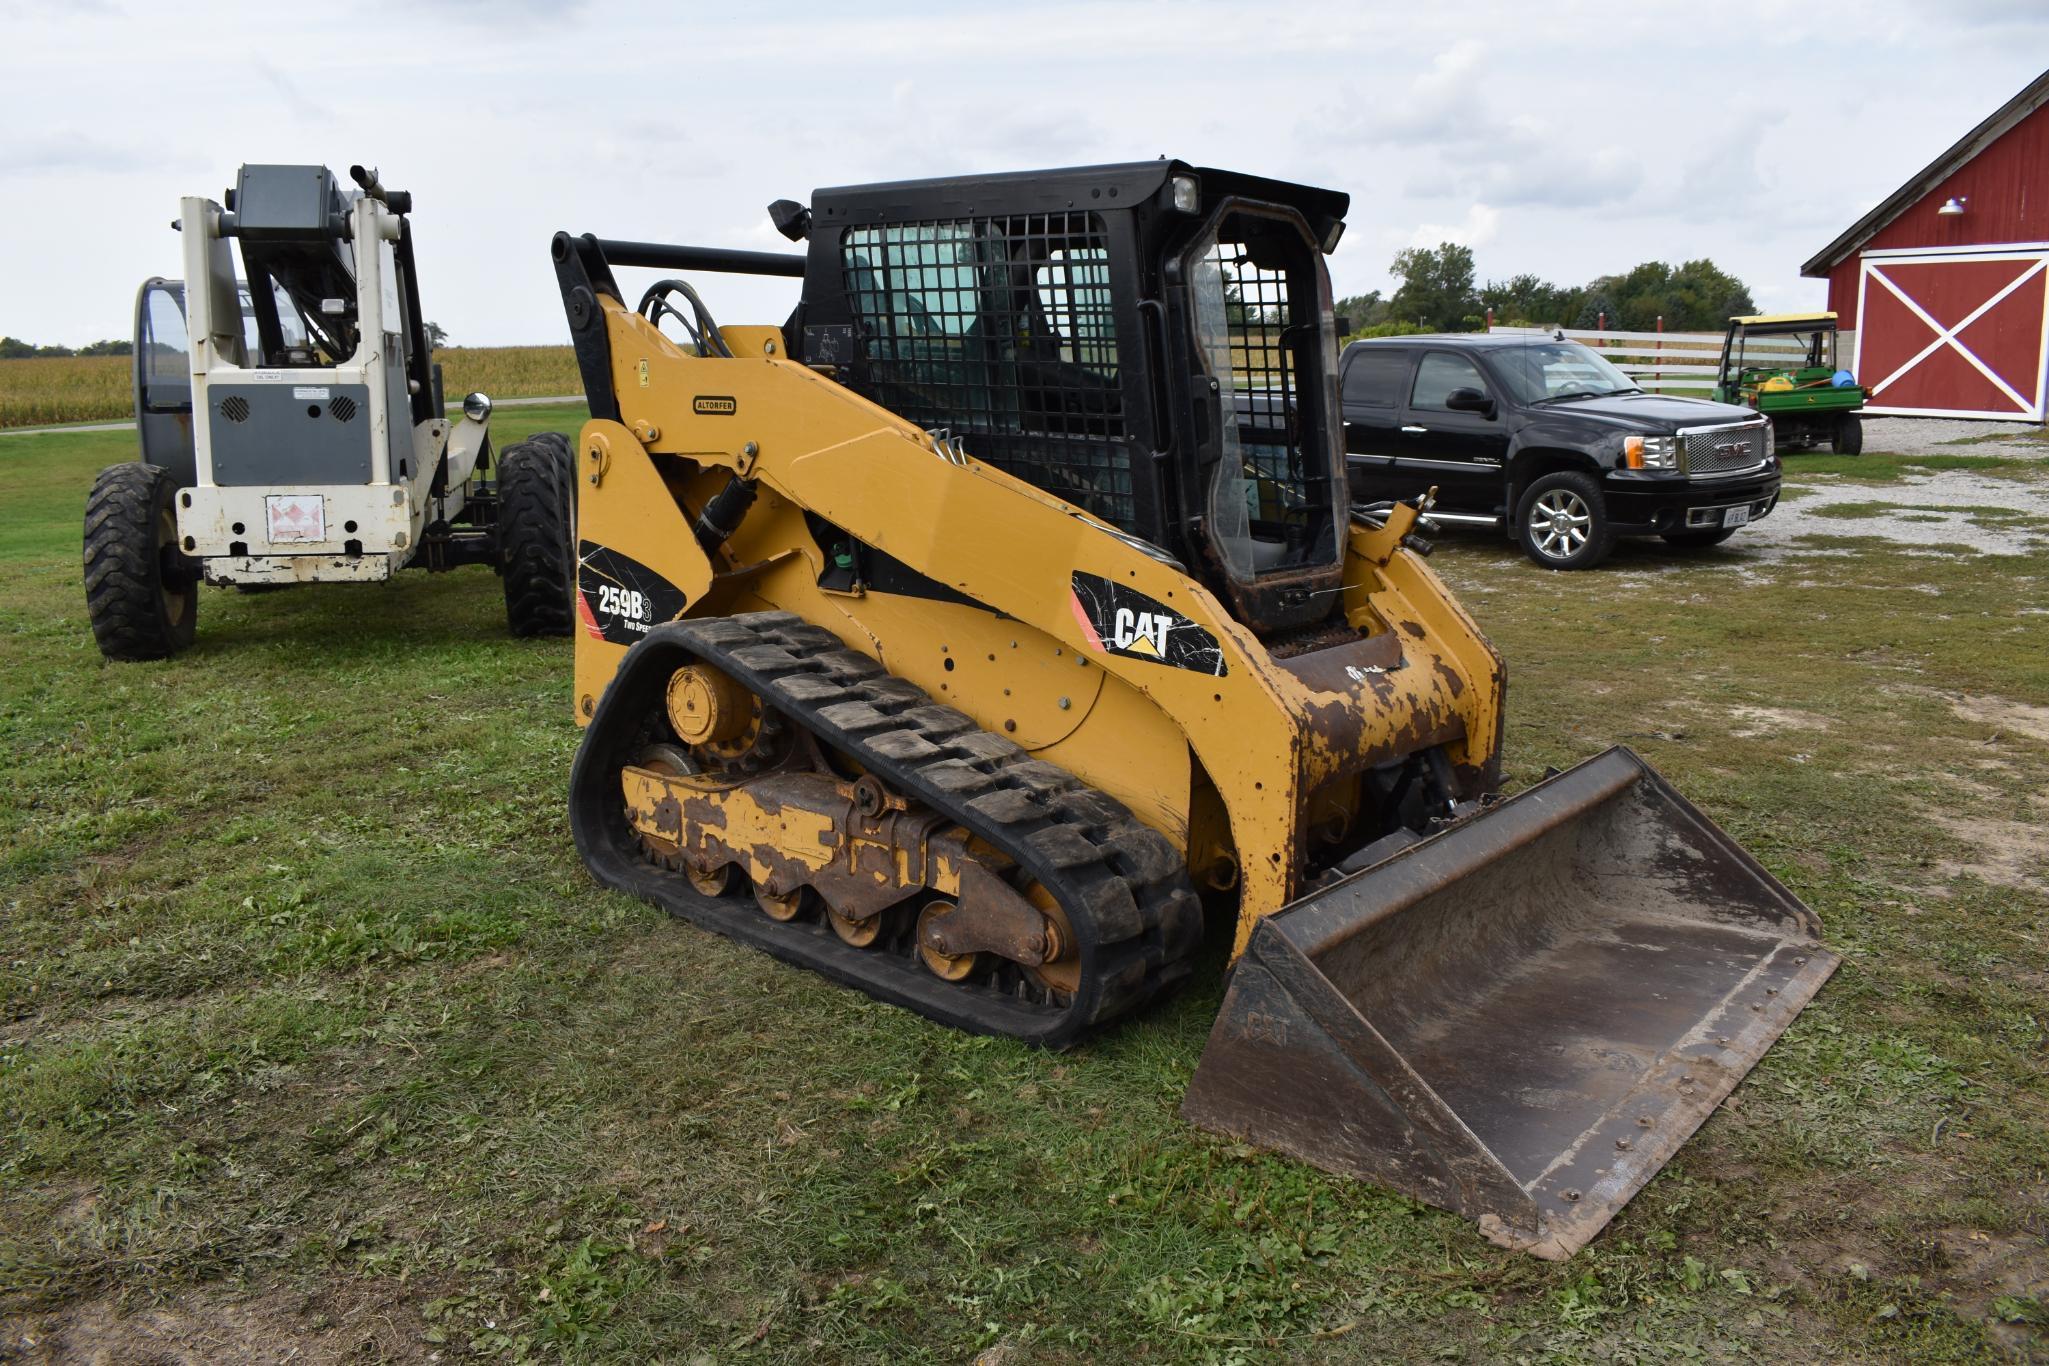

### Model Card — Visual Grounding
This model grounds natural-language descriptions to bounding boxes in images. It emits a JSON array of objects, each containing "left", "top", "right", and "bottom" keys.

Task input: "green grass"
[{"left": 2, "top": 417, "right": 2046, "bottom": 1360}]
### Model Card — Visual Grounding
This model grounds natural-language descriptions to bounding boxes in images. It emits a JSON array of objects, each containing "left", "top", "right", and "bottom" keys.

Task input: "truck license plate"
[
  {"left": 1722, "top": 506, "right": 1750, "bottom": 528},
  {"left": 265, "top": 494, "right": 327, "bottom": 543}
]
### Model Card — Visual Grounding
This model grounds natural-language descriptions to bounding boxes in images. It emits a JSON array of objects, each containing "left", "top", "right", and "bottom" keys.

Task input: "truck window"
[
  {"left": 1342, "top": 349, "right": 1409, "bottom": 407},
  {"left": 1410, "top": 352, "right": 1489, "bottom": 411}
]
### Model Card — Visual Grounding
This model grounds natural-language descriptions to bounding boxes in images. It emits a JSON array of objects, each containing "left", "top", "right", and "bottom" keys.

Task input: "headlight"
[
  {"left": 1761, "top": 422, "right": 1776, "bottom": 461},
  {"left": 462, "top": 391, "right": 492, "bottom": 423},
  {"left": 1171, "top": 174, "right": 1200, "bottom": 215},
  {"left": 1623, "top": 434, "right": 1678, "bottom": 470}
]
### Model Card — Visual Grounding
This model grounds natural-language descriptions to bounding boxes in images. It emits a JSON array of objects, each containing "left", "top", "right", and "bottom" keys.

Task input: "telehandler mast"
[{"left": 549, "top": 162, "right": 1838, "bottom": 1258}]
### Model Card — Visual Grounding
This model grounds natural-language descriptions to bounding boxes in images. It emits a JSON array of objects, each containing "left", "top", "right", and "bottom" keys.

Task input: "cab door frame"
[{"left": 131, "top": 277, "right": 197, "bottom": 486}]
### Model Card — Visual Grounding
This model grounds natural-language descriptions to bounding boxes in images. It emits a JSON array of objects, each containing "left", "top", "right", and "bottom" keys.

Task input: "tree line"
[
  {"left": 1336, "top": 242, "right": 1755, "bottom": 338},
  {"left": 2, "top": 322, "right": 452, "bottom": 359},
  {"left": 1, "top": 337, "right": 132, "bottom": 359}
]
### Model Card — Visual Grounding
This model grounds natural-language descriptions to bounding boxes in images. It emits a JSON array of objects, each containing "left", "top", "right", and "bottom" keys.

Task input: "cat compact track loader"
[{"left": 550, "top": 162, "right": 1839, "bottom": 1258}]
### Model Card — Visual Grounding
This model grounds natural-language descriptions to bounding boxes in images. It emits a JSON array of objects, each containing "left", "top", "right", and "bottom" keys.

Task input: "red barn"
[{"left": 1803, "top": 69, "right": 2049, "bottom": 421}]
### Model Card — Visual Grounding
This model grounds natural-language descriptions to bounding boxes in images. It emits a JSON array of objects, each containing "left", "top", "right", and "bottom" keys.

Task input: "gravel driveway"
[
  {"left": 1863, "top": 416, "right": 2045, "bottom": 459},
  {"left": 1744, "top": 467, "right": 2049, "bottom": 559}
]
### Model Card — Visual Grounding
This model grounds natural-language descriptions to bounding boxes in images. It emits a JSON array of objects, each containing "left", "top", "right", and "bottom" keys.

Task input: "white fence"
[{"left": 1486, "top": 325, "right": 1845, "bottom": 395}]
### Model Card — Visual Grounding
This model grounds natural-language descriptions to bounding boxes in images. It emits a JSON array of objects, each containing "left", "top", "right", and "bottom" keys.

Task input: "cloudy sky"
[{"left": 3, "top": 0, "right": 2045, "bottom": 347}]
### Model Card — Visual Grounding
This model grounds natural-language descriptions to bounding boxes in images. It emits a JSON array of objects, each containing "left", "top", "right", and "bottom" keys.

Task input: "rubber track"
[
  {"left": 83, "top": 461, "right": 191, "bottom": 661},
  {"left": 569, "top": 611, "right": 1204, "bottom": 1048},
  {"left": 498, "top": 432, "right": 574, "bottom": 637}
]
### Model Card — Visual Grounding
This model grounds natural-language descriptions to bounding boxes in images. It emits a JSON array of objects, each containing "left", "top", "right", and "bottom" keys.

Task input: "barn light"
[{"left": 1937, "top": 196, "right": 1967, "bottom": 216}]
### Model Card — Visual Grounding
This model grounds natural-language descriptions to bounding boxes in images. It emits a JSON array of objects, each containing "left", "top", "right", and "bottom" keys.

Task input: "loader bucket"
[{"left": 1182, "top": 746, "right": 1838, "bottom": 1259}]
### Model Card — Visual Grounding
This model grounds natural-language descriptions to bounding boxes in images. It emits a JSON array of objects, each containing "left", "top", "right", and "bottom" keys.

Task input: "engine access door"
[{"left": 132, "top": 278, "right": 197, "bottom": 486}]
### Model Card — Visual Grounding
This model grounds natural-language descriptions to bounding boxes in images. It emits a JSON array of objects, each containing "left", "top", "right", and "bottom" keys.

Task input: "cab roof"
[
  {"left": 807, "top": 160, "right": 1350, "bottom": 252},
  {"left": 1729, "top": 311, "right": 1838, "bottom": 330}
]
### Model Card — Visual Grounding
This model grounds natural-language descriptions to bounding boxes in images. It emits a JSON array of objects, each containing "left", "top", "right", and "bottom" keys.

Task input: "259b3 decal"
[{"left": 576, "top": 541, "right": 691, "bottom": 646}]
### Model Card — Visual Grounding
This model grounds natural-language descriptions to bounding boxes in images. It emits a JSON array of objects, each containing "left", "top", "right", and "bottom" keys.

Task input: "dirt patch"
[
  {"left": 1882, "top": 686, "right": 2049, "bottom": 748},
  {"left": 4, "top": 1290, "right": 334, "bottom": 1364},
  {"left": 1726, "top": 705, "right": 1834, "bottom": 738},
  {"left": 1924, "top": 1227, "right": 2049, "bottom": 1354},
  {"left": 0, "top": 1282, "right": 422, "bottom": 1364},
  {"left": 1950, "top": 694, "right": 2049, "bottom": 747},
  {"left": 1929, "top": 811, "right": 2049, "bottom": 894}
]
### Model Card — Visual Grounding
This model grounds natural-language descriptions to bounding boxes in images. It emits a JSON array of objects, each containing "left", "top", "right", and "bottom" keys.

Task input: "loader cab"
[{"left": 799, "top": 162, "right": 1351, "bottom": 637}]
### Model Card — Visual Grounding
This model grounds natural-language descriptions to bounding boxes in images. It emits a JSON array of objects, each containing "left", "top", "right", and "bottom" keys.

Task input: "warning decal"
[{"left": 264, "top": 493, "right": 326, "bottom": 544}]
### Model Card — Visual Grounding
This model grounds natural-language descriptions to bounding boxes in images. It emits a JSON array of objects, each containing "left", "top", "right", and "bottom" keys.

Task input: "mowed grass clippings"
[
  {"left": 1, "top": 416, "right": 2045, "bottom": 1361},
  {"left": 0, "top": 348, "right": 581, "bottom": 429}
]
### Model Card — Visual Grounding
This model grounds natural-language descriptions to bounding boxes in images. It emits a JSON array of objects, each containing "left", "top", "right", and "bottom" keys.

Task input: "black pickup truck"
[{"left": 1339, "top": 334, "right": 1781, "bottom": 569}]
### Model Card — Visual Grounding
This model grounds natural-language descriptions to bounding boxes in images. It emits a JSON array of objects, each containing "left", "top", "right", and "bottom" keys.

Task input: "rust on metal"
[
  {"left": 1183, "top": 746, "right": 1842, "bottom": 1260},
  {"left": 921, "top": 861, "right": 1057, "bottom": 966},
  {"left": 619, "top": 752, "right": 1064, "bottom": 969}
]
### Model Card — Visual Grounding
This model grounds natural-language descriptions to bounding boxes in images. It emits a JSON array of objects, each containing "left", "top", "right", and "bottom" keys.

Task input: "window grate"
[
  {"left": 840, "top": 214, "right": 1134, "bottom": 527},
  {"left": 1206, "top": 239, "right": 1313, "bottom": 522}
]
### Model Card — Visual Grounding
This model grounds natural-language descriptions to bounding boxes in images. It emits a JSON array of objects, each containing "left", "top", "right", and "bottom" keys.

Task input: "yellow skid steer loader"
[{"left": 548, "top": 163, "right": 1837, "bottom": 1258}]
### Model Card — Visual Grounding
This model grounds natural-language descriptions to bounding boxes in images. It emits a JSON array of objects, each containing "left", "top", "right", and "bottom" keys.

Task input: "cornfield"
[
  {"left": 438, "top": 347, "right": 582, "bottom": 407},
  {"left": 0, "top": 357, "right": 131, "bottom": 429},
  {"left": 0, "top": 347, "right": 582, "bottom": 429}
]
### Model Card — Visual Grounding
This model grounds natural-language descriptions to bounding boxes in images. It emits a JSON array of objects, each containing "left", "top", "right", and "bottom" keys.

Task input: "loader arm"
[{"left": 573, "top": 293, "right": 1501, "bottom": 954}]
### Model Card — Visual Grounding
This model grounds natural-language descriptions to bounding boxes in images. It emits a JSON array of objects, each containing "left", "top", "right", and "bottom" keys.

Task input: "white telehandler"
[{"left": 87, "top": 163, "right": 575, "bottom": 660}]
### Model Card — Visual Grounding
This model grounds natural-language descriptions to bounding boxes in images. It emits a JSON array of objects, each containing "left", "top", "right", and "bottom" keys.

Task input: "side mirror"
[{"left": 1446, "top": 387, "right": 1495, "bottom": 417}]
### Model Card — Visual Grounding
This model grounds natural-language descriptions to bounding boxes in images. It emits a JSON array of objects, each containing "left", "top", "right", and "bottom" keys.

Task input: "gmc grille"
[{"left": 1682, "top": 423, "right": 1767, "bottom": 476}]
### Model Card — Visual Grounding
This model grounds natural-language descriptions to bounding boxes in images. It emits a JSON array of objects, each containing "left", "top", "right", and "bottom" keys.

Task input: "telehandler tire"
[
  {"left": 498, "top": 432, "right": 575, "bottom": 637},
  {"left": 1832, "top": 412, "right": 1863, "bottom": 456},
  {"left": 83, "top": 461, "right": 199, "bottom": 661}
]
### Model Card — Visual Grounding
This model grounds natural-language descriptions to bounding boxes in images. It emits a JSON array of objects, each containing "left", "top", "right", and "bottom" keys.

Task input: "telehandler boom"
[{"left": 549, "top": 162, "right": 1838, "bottom": 1257}]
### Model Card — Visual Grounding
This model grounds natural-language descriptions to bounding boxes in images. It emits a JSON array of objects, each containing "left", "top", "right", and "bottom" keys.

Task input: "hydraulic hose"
[{"left": 692, "top": 475, "right": 757, "bottom": 553}]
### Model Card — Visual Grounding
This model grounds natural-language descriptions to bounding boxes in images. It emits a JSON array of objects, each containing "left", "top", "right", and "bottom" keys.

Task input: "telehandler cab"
[
  {"left": 86, "top": 163, "right": 576, "bottom": 661},
  {"left": 550, "top": 162, "right": 1839, "bottom": 1258}
]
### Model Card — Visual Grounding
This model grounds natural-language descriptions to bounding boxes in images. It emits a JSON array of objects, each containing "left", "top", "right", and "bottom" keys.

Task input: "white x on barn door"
[{"left": 1854, "top": 247, "right": 2049, "bottom": 420}]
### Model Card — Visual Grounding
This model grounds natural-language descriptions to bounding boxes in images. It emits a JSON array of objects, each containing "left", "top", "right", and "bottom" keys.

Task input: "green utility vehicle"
[{"left": 1714, "top": 312, "right": 1865, "bottom": 454}]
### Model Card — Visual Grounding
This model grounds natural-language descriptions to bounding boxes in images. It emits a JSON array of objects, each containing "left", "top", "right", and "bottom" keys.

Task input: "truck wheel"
[
  {"left": 1515, "top": 471, "right": 1614, "bottom": 570},
  {"left": 498, "top": 432, "right": 575, "bottom": 637},
  {"left": 83, "top": 462, "right": 199, "bottom": 661},
  {"left": 1833, "top": 413, "right": 1863, "bottom": 456},
  {"left": 1660, "top": 526, "right": 1739, "bottom": 549}
]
